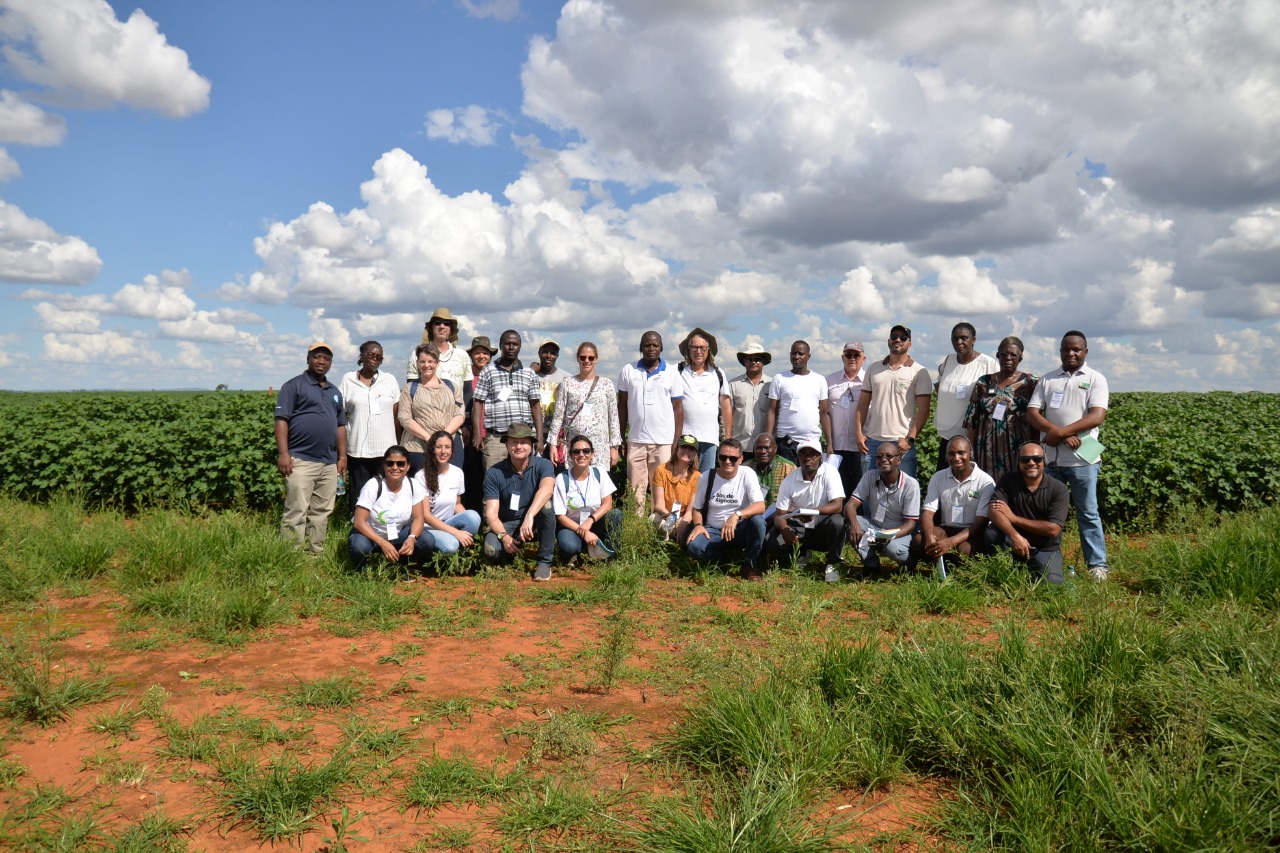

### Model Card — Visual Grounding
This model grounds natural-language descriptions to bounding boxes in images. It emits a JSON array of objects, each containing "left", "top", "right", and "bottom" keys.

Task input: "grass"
[{"left": 0, "top": 494, "right": 1278, "bottom": 849}]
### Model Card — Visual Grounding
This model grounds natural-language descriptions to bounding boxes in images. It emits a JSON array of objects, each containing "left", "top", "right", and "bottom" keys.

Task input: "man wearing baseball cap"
[
  {"left": 855, "top": 324, "right": 932, "bottom": 479},
  {"left": 827, "top": 341, "right": 867, "bottom": 498},
  {"left": 767, "top": 440, "right": 848, "bottom": 582},
  {"left": 726, "top": 342, "right": 772, "bottom": 453},
  {"left": 274, "top": 342, "right": 348, "bottom": 554}
]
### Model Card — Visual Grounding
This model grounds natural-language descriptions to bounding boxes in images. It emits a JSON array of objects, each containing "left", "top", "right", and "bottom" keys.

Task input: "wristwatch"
[{"left": 905, "top": 436, "right": 916, "bottom": 446}]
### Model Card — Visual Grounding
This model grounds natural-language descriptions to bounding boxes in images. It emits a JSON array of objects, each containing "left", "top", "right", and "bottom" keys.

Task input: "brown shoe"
[{"left": 742, "top": 567, "right": 764, "bottom": 582}]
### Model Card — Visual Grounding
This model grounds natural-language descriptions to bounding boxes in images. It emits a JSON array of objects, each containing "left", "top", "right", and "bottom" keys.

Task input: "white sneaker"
[
  {"left": 824, "top": 564, "right": 841, "bottom": 583},
  {"left": 1088, "top": 564, "right": 1110, "bottom": 581}
]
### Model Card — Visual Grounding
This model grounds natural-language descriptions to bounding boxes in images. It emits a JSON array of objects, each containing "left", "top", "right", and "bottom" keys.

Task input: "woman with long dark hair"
[
  {"left": 416, "top": 430, "right": 482, "bottom": 554},
  {"left": 349, "top": 445, "right": 434, "bottom": 570}
]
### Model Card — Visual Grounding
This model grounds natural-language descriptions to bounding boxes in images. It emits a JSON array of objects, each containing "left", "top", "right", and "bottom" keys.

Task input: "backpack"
[
  {"left": 372, "top": 476, "right": 417, "bottom": 502},
  {"left": 409, "top": 377, "right": 455, "bottom": 398}
]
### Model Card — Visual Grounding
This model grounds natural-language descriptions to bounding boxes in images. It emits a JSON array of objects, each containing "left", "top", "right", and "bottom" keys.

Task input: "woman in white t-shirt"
[
  {"left": 935, "top": 322, "right": 999, "bottom": 471},
  {"left": 552, "top": 435, "right": 623, "bottom": 561},
  {"left": 348, "top": 445, "right": 433, "bottom": 571},
  {"left": 414, "top": 430, "right": 482, "bottom": 554}
]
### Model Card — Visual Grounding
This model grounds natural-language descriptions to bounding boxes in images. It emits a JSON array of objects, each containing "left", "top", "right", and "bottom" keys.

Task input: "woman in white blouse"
[
  {"left": 553, "top": 435, "right": 623, "bottom": 561},
  {"left": 339, "top": 341, "right": 400, "bottom": 517},
  {"left": 349, "top": 445, "right": 433, "bottom": 571},
  {"left": 415, "top": 430, "right": 482, "bottom": 555}
]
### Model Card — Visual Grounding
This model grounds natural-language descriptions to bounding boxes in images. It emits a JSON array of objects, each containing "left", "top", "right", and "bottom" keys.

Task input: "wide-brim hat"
[
  {"left": 422, "top": 307, "right": 459, "bottom": 344},
  {"left": 500, "top": 423, "right": 536, "bottom": 443},
  {"left": 736, "top": 342, "right": 772, "bottom": 366},
  {"left": 466, "top": 335, "right": 497, "bottom": 355},
  {"left": 678, "top": 327, "right": 718, "bottom": 360}
]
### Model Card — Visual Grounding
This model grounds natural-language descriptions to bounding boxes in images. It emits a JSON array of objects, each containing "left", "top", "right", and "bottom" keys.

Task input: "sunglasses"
[
  {"left": 743, "top": 355, "right": 765, "bottom": 362},
  {"left": 578, "top": 355, "right": 597, "bottom": 361},
  {"left": 363, "top": 352, "right": 384, "bottom": 361},
  {"left": 843, "top": 351, "right": 862, "bottom": 358},
  {"left": 889, "top": 335, "right": 909, "bottom": 342},
  {"left": 718, "top": 454, "right": 741, "bottom": 464},
  {"left": 1019, "top": 455, "right": 1045, "bottom": 464},
  {"left": 570, "top": 447, "right": 593, "bottom": 456},
  {"left": 385, "top": 460, "right": 409, "bottom": 468},
  {"left": 431, "top": 318, "right": 452, "bottom": 326}
]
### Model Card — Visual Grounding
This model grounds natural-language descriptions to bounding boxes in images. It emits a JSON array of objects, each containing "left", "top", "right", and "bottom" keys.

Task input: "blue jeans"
[
  {"left": 696, "top": 442, "right": 718, "bottom": 476},
  {"left": 483, "top": 505, "right": 556, "bottom": 566},
  {"left": 348, "top": 526, "right": 435, "bottom": 570},
  {"left": 1047, "top": 462, "right": 1107, "bottom": 568},
  {"left": 985, "top": 528, "right": 1064, "bottom": 585},
  {"left": 428, "top": 509, "right": 481, "bottom": 553},
  {"left": 852, "top": 516, "right": 914, "bottom": 568},
  {"left": 686, "top": 515, "right": 767, "bottom": 569},
  {"left": 556, "top": 509, "right": 623, "bottom": 559},
  {"left": 864, "top": 437, "right": 917, "bottom": 480}
]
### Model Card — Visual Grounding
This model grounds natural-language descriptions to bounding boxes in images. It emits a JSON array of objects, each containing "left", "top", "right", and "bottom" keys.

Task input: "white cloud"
[
  {"left": 34, "top": 301, "right": 99, "bottom": 333},
  {"left": 0, "top": 89, "right": 65, "bottom": 145},
  {"left": 175, "top": 341, "right": 203, "bottom": 369},
  {"left": 426, "top": 105, "right": 500, "bottom": 146},
  {"left": 459, "top": 0, "right": 521, "bottom": 22},
  {"left": 42, "top": 329, "right": 151, "bottom": 363},
  {"left": 0, "top": 200, "right": 102, "bottom": 284},
  {"left": 0, "top": 0, "right": 210, "bottom": 117},
  {"left": 0, "top": 147, "right": 18, "bottom": 181}
]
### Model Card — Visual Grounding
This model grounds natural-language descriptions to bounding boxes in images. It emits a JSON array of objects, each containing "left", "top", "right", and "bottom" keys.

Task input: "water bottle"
[{"left": 336, "top": 474, "right": 346, "bottom": 497}]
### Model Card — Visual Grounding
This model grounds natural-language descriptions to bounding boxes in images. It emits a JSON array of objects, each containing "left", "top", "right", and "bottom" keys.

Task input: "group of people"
[{"left": 272, "top": 309, "right": 1110, "bottom": 584}]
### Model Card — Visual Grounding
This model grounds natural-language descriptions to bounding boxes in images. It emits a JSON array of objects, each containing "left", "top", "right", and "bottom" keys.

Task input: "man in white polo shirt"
[
  {"left": 919, "top": 436, "right": 995, "bottom": 567},
  {"left": 617, "top": 330, "right": 684, "bottom": 515},
  {"left": 764, "top": 339, "right": 833, "bottom": 464},
  {"left": 1027, "top": 330, "right": 1110, "bottom": 579}
]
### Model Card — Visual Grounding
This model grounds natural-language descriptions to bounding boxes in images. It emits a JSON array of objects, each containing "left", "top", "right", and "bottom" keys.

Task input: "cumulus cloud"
[
  {"left": 0, "top": 147, "right": 18, "bottom": 181},
  {"left": 459, "top": 0, "right": 521, "bottom": 22},
  {"left": 0, "top": 0, "right": 210, "bottom": 116},
  {"left": 426, "top": 105, "right": 501, "bottom": 146},
  {"left": 42, "top": 329, "right": 151, "bottom": 363},
  {"left": 0, "top": 89, "right": 65, "bottom": 145},
  {"left": 0, "top": 200, "right": 102, "bottom": 284}
]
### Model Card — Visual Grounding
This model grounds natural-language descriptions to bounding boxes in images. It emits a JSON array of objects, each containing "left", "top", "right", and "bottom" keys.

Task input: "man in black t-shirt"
[{"left": 986, "top": 441, "right": 1070, "bottom": 584}]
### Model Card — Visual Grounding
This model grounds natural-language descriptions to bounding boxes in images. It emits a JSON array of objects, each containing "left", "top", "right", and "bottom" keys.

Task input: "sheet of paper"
[{"left": 1075, "top": 435, "right": 1105, "bottom": 464}]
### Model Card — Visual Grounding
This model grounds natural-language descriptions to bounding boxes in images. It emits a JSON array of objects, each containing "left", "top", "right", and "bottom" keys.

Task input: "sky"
[{"left": 0, "top": 0, "right": 1278, "bottom": 392}]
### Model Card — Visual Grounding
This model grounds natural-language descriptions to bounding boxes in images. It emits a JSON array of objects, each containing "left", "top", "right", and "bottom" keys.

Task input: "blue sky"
[{"left": 0, "top": 0, "right": 1277, "bottom": 392}]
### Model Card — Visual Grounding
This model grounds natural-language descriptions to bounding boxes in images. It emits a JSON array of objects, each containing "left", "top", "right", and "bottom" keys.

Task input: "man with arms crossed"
[
  {"left": 275, "top": 342, "right": 348, "bottom": 554},
  {"left": 764, "top": 340, "right": 833, "bottom": 464},
  {"left": 1026, "top": 330, "right": 1110, "bottom": 580},
  {"left": 687, "top": 439, "right": 768, "bottom": 580},
  {"left": 855, "top": 325, "right": 932, "bottom": 479},
  {"left": 726, "top": 343, "right": 772, "bottom": 453},
  {"left": 617, "top": 331, "right": 684, "bottom": 514},
  {"left": 986, "top": 441, "right": 1071, "bottom": 584},
  {"left": 919, "top": 436, "right": 994, "bottom": 566},
  {"left": 767, "top": 441, "right": 848, "bottom": 583}
]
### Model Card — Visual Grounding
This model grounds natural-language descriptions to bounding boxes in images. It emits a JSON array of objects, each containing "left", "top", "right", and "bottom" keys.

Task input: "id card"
[
  {"left": 874, "top": 503, "right": 887, "bottom": 524},
  {"left": 949, "top": 505, "right": 964, "bottom": 525},
  {"left": 788, "top": 396, "right": 801, "bottom": 411},
  {"left": 539, "top": 389, "right": 552, "bottom": 407},
  {"left": 992, "top": 401, "right": 1007, "bottom": 421},
  {"left": 509, "top": 493, "right": 521, "bottom": 512},
  {"left": 370, "top": 396, "right": 382, "bottom": 416},
  {"left": 497, "top": 386, "right": 513, "bottom": 403},
  {"left": 580, "top": 402, "right": 594, "bottom": 419},
  {"left": 1049, "top": 390, "right": 1064, "bottom": 409},
  {"left": 385, "top": 522, "right": 398, "bottom": 540},
  {"left": 955, "top": 384, "right": 968, "bottom": 400}
]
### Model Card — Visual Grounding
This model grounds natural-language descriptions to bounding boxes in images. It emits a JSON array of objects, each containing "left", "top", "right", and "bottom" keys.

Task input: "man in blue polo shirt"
[
  {"left": 482, "top": 422, "right": 557, "bottom": 581},
  {"left": 274, "top": 343, "right": 348, "bottom": 554}
]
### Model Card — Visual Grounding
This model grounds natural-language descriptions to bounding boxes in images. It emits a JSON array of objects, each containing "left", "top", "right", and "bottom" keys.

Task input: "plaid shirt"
[
  {"left": 747, "top": 457, "right": 796, "bottom": 506},
  {"left": 474, "top": 359, "right": 540, "bottom": 432}
]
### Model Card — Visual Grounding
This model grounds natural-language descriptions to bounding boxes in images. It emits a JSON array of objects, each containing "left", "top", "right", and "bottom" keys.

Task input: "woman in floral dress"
[
  {"left": 963, "top": 336, "right": 1039, "bottom": 479},
  {"left": 546, "top": 341, "right": 622, "bottom": 469}
]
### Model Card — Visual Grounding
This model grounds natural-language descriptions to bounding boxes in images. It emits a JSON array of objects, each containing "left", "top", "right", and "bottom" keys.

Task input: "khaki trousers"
[
  {"left": 625, "top": 442, "right": 671, "bottom": 515},
  {"left": 280, "top": 458, "right": 337, "bottom": 554}
]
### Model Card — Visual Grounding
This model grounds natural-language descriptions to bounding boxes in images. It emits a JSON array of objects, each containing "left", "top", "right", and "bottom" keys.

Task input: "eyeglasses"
[
  {"left": 843, "top": 351, "right": 862, "bottom": 358},
  {"left": 431, "top": 318, "right": 452, "bottom": 326},
  {"left": 578, "top": 355, "right": 597, "bottom": 361},
  {"left": 718, "top": 454, "right": 741, "bottom": 464},
  {"left": 385, "top": 460, "right": 409, "bottom": 468},
  {"left": 363, "top": 352, "right": 384, "bottom": 361},
  {"left": 889, "top": 335, "right": 909, "bottom": 342},
  {"left": 743, "top": 356, "right": 764, "bottom": 362},
  {"left": 1019, "top": 455, "right": 1045, "bottom": 464},
  {"left": 570, "top": 448, "right": 593, "bottom": 456}
]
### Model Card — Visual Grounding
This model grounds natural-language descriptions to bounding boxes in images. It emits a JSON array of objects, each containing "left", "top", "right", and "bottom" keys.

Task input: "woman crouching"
[
  {"left": 416, "top": 430, "right": 483, "bottom": 555},
  {"left": 553, "top": 435, "right": 623, "bottom": 560},
  {"left": 349, "top": 445, "right": 434, "bottom": 570}
]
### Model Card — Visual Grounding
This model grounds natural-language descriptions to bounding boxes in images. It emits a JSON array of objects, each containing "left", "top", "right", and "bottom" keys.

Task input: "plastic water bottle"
[
  {"left": 1067, "top": 564, "right": 1076, "bottom": 578},
  {"left": 336, "top": 475, "right": 346, "bottom": 497}
]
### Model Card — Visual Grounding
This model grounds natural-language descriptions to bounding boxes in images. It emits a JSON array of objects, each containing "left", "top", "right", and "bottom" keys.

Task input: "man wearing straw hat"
[
  {"left": 726, "top": 342, "right": 772, "bottom": 453},
  {"left": 407, "top": 307, "right": 470, "bottom": 389}
]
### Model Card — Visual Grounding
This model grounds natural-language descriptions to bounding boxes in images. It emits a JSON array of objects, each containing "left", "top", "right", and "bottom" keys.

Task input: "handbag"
[{"left": 553, "top": 376, "right": 599, "bottom": 466}]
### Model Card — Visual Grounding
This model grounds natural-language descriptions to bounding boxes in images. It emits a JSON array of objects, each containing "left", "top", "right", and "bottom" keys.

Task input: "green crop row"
[{"left": 0, "top": 390, "right": 1276, "bottom": 527}]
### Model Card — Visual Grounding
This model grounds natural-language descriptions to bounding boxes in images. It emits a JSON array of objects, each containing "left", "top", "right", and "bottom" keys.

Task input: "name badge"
[
  {"left": 577, "top": 509, "right": 592, "bottom": 524},
  {"left": 509, "top": 493, "right": 521, "bottom": 512},
  {"left": 949, "top": 505, "right": 964, "bottom": 525},
  {"left": 539, "top": 389, "right": 552, "bottom": 407},
  {"left": 955, "top": 384, "right": 967, "bottom": 400},
  {"left": 386, "top": 521, "right": 399, "bottom": 540},
  {"left": 497, "top": 386, "right": 513, "bottom": 403},
  {"left": 371, "top": 396, "right": 382, "bottom": 416},
  {"left": 839, "top": 394, "right": 851, "bottom": 409},
  {"left": 672, "top": 502, "right": 682, "bottom": 513},
  {"left": 580, "top": 402, "right": 594, "bottom": 419},
  {"left": 874, "top": 503, "right": 886, "bottom": 524},
  {"left": 992, "top": 402, "right": 1007, "bottom": 421},
  {"left": 1049, "top": 390, "right": 1064, "bottom": 409},
  {"left": 788, "top": 396, "right": 802, "bottom": 412}
]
